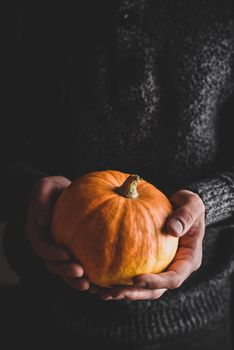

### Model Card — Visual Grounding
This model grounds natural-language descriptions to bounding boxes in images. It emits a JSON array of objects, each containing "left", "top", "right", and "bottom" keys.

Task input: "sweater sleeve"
[
  {"left": 184, "top": 172, "right": 234, "bottom": 226},
  {"left": 184, "top": 92, "right": 234, "bottom": 227}
]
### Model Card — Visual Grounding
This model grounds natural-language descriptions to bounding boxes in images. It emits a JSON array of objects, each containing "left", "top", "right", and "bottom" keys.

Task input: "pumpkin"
[{"left": 51, "top": 170, "right": 178, "bottom": 287}]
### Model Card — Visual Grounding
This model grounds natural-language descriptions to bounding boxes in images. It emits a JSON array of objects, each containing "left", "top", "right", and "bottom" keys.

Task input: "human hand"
[
  {"left": 26, "top": 176, "right": 92, "bottom": 291},
  {"left": 99, "top": 190, "right": 205, "bottom": 301}
]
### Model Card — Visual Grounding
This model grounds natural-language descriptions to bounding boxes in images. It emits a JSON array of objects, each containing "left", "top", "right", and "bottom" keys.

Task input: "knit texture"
[
  {"left": 186, "top": 174, "right": 234, "bottom": 226},
  {"left": 39, "top": 223, "right": 230, "bottom": 343},
  {"left": 1, "top": 0, "right": 234, "bottom": 346}
]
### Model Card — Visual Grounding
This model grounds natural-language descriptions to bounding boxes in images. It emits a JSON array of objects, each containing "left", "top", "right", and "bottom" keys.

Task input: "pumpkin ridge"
[
  {"left": 54, "top": 194, "right": 117, "bottom": 247},
  {"left": 138, "top": 198, "right": 176, "bottom": 272},
  {"left": 77, "top": 170, "right": 129, "bottom": 190},
  {"left": 81, "top": 172, "right": 117, "bottom": 186},
  {"left": 108, "top": 200, "right": 129, "bottom": 278},
  {"left": 135, "top": 200, "right": 155, "bottom": 274},
  {"left": 106, "top": 170, "right": 128, "bottom": 187},
  {"left": 75, "top": 193, "right": 117, "bottom": 221},
  {"left": 67, "top": 196, "right": 125, "bottom": 282},
  {"left": 136, "top": 199, "right": 159, "bottom": 268}
]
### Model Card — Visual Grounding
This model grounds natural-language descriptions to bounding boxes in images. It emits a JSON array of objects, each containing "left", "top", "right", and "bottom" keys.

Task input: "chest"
[{"left": 32, "top": 2, "right": 234, "bottom": 180}]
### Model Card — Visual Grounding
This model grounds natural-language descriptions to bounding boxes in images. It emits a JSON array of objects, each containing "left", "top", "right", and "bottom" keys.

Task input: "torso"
[{"left": 26, "top": 1, "right": 234, "bottom": 191}]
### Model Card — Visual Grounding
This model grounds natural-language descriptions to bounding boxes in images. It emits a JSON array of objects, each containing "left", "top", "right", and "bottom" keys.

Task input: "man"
[{"left": 1, "top": 2, "right": 234, "bottom": 349}]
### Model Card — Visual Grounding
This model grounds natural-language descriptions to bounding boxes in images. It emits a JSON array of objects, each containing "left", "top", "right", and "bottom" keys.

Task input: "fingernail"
[{"left": 169, "top": 219, "right": 183, "bottom": 235}]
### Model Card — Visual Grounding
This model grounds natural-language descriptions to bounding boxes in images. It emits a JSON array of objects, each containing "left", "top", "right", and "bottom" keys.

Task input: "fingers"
[
  {"left": 32, "top": 240, "right": 70, "bottom": 261},
  {"left": 64, "top": 277, "right": 90, "bottom": 291},
  {"left": 26, "top": 176, "right": 72, "bottom": 261},
  {"left": 99, "top": 287, "right": 167, "bottom": 301},
  {"left": 31, "top": 177, "right": 71, "bottom": 228},
  {"left": 44, "top": 257, "right": 91, "bottom": 292},
  {"left": 133, "top": 217, "right": 204, "bottom": 290},
  {"left": 101, "top": 239, "right": 202, "bottom": 300},
  {"left": 133, "top": 265, "right": 191, "bottom": 290},
  {"left": 166, "top": 190, "right": 205, "bottom": 237},
  {"left": 27, "top": 218, "right": 70, "bottom": 261},
  {"left": 132, "top": 261, "right": 199, "bottom": 290},
  {"left": 26, "top": 177, "right": 91, "bottom": 291},
  {"left": 133, "top": 246, "right": 202, "bottom": 290},
  {"left": 45, "top": 261, "right": 84, "bottom": 278}
]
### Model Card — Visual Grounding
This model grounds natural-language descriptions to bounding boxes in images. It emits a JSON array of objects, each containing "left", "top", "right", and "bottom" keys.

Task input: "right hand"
[{"left": 26, "top": 176, "right": 93, "bottom": 291}]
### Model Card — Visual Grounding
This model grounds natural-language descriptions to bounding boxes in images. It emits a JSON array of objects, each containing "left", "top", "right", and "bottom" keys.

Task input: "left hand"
[{"left": 99, "top": 190, "right": 206, "bottom": 301}]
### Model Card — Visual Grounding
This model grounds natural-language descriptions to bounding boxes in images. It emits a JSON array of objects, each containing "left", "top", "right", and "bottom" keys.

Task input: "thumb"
[
  {"left": 166, "top": 206, "right": 193, "bottom": 237},
  {"left": 166, "top": 204, "right": 202, "bottom": 237},
  {"left": 166, "top": 191, "right": 205, "bottom": 237}
]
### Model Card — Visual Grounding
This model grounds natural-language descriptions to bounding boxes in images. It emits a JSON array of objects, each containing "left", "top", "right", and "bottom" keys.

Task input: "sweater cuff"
[{"left": 183, "top": 174, "right": 234, "bottom": 226}]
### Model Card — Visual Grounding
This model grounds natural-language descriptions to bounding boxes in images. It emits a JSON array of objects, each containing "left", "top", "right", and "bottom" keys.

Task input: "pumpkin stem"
[{"left": 117, "top": 175, "right": 142, "bottom": 199}]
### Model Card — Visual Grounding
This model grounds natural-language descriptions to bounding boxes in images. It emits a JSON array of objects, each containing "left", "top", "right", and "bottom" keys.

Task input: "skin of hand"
[
  {"left": 99, "top": 190, "right": 206, "bottom": 301},
  {"left": 26, "top": 176, "right": 95, "bottom": 292}
]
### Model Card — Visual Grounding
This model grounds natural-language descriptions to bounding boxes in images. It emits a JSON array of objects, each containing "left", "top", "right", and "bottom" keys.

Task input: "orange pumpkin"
[{"left": 51, "top": 170, "right": 178, "bottom": 287}]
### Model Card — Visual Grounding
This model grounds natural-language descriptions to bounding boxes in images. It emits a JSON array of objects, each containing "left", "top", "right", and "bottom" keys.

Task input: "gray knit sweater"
[{"left": 1, "top": 0, "right": 234, "bottom": 346}]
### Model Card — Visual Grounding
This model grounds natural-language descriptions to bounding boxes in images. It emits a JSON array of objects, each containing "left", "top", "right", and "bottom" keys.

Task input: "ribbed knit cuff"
[{"left": 184, "top": 173, "right": 234, "bottom": 226}]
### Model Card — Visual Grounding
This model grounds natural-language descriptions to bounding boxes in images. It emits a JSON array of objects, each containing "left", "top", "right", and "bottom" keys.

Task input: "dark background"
[{"left": 1, "top": 4, "right": 234, "bottom": 346}]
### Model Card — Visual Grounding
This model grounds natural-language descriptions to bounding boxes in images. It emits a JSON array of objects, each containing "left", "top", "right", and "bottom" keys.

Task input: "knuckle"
[
  {"left": 126, "top": 294, "right": 138, "bottom": 301},
  {"left": 171, "top": 274, "right": 183, "bottom": 289},
  {"left": 53, "top": 176, "right": 71, "bottom": 188},
  {"left": 152, "top": 290, "right": 163, "bottom": 299},
  {"left": 193, "top": 258, "right": 202, "bottom": 271},
  {"left": 33, "top": 177, "right": 50, "bottom": 193},
  {"left": 193, "top": 194, "right": 206, "bottom": 213},
  {"left": 188, "top": 193, "right": 206, "bottom": 214},
  {"left": 189, "top": 192, "right": 201, "bottom": 201}
]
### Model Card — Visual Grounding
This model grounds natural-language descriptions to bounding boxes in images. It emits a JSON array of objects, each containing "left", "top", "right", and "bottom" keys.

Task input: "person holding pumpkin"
[{"left": 1, "top": 2, "right": 234, "bottom": 349}]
